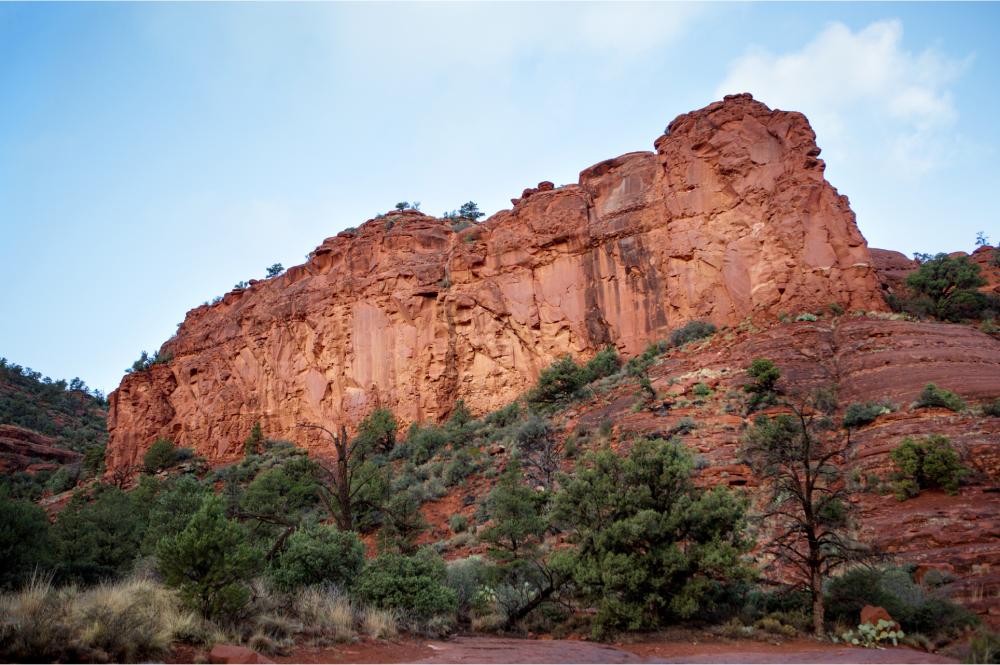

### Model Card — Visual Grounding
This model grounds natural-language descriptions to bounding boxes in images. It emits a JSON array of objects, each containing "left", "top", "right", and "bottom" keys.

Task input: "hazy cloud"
[{"left": 715, "top": 20, "right": 969, "bottom": 175}]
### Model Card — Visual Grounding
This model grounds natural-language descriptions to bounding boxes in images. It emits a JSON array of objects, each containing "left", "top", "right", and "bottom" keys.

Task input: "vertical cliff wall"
[{"left": 106, "top": 93, "right": 887, "bottom": 470}]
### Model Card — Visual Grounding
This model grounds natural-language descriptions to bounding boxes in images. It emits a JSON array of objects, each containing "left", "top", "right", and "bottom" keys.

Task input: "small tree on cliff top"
[{"left": 741, "top": 365, "right": 871, "bottom": 637}]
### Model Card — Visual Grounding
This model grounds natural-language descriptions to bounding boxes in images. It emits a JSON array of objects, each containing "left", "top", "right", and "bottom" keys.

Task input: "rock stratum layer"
[{"left": 107, "top": 94, "right": 886, "bottom": 470}]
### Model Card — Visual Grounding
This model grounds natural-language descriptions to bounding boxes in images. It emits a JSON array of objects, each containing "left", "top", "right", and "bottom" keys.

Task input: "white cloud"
[{"left": 715, "top": 20, "right": 968, "bottom": 176}]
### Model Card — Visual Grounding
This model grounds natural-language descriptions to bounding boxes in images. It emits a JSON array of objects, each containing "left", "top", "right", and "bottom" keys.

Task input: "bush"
[
  {"left": 982, "top": 398, "right": 1000, "bottom": 417},
  {"left": 446, "top": 556, "right": 491, "bottom": 620},
  {"left": 54, "top": 485, "right": 147, "bottom": 584},
  {"left": 553, "top": 438, "right": 751, "bottom": 638},
  {"left": 156, "top": 495, "right": 263, "bottom": 620},
  {"left": 141, "top": 475, "right": 210, "bottom": 554},
  {"left": 825, "top": 566, "right": 977, "bottom": 639},
  {"left": 143, "top": 438, "right": 178, "bottom": 473},
  {"left": 669, "top": 320, "right": 716, "bottom": 347},
  {"left": 905, "top": 254, "right": 987, "bottom": 321},
  {"left": 891, "top": 435, "right": 967, "bottom": 499},
  {"left": 526, "top": 348, "right": 619, "bottom": 408},
  {"left": 357, "top": 408, "right": 398, "bottom": 454},
  {"left": 354, "top": 549, "right": 458, "bottom": 619},
  {"left": 914, "top": 383, "right": 965, "bottom": 412},
  {"left": 0, "top": 576, "right": 203, "bottom": 663},
  {"left": 0, "top": 497, "right": 55, "bottom": 589},
  {"left": 45, "top": 466, "right": 78, "bottom": 494},
  {"left": 449, "top": 514, "right": 469, "bottom": 534},
  {"left": 968, "top": 630, "right": 1000, "bottom": 664},
  {"left": 843, "top": 401, "right": 895, "bottom": 429},
  {"left": 270, "top": 525, "right": 365, "bottom": 591},
  {"left": 796, "top": 313, "right": 819, "bottom": 322}
]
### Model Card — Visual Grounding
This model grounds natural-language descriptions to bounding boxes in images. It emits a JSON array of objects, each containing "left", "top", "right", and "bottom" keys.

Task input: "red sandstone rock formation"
[
  {"left": 106, "top": 94, "right": 886, "bottom": 471},
  {"left": 0, "top": 424, "right": 82, "bottom": 473}
]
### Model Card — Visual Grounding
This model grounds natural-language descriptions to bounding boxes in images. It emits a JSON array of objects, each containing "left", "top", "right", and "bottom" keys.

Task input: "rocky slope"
[
  {"left": 419, "top": 316, "right": 1000, "bottom": 625},
  {"left": 107, "top": 94, "right": 886, "bottom": 470}
]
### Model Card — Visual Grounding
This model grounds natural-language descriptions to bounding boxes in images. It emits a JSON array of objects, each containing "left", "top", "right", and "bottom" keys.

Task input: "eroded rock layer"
[{"left": 107, "top": 94, "right": 886, "bottom": 470}]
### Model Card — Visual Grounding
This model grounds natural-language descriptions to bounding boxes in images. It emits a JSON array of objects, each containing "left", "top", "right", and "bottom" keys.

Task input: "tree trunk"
[{"left": 811, "top": 567, "right": 825, "bottom": 637}]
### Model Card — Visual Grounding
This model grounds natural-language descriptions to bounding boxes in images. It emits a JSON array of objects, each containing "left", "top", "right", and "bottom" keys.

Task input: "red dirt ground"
[{"left": 268, "top": 636, "right": 956, "bottom": 664}]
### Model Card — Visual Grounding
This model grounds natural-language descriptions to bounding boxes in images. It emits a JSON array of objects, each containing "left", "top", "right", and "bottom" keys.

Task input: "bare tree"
[
  {"left": 296, "top": 422, "right": 385, "bottom": 531},
  {"left": 742, "top": 385, "right": 872, "bottom": 637}
]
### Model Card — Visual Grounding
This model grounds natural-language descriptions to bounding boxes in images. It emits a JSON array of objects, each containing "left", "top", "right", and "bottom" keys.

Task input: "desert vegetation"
[{"left": 1, "top": 335, "right": 992, "bottom": 662}]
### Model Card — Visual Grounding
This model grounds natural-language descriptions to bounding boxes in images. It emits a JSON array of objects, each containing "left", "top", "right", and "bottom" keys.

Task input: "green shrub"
[
  {"left": 445, "top": 556, "right": 491, "bottom": 620},
  {"left": 796, "top": 312, "right": 819, "bottom": 322},
  {"left": 141, "top": 475, "right": 210, "bottom": 554},
  {"left": 399, "top": 423, "right": 448, "bottom": 465},
  {"left": 270, "top": 525, "right": 364, "bottom": 591},
  {"left": 843, "top": 401, "right": 895, "bottom": 429},
  {"left": 45, "top": 466, "right": 78, "bottom": 494},
  {"left": 914, "top": 383, "right": 965, "bottom": 412},
  {"left": 669, "top": 320, "right": 717, "bottom": 347},
  {"left": 692, "top": 382, "right": 712, "bottom": 398},
  {"left": 526, "top": 348, "right": 620, "bottom": 408},
  {"left": 584, "top": 346, "right": 621, "bottom": 381},
  {"left": 244, "top": 422, "right": 264, "bottom": 456},
  {"left": 449, "top": 514, "right": 469, "bottom": 534},
  {"left": 982, "top": 398, "right": 1000, "bottom": 417},
  {"left": 905, "top": 254, "right": 987, "bottom": 321},
  {"left": 744, "top": 358, "right": 780, "bottom": 412},
  {"left": 891, "top": 435, "right": 967, "bottom": 499},
  {"left": 825, "top": 566, "right": 977, "bottom": 639},
  {"left": 82, "top": 444, "right": 106, "bottom": 478},
  {"left": 357, "top": 408, "right": 397, "bottom": 454},
  {"left": 54, "top": 485, "right": 147, "bottom": 584},
  {"left": 0, "top": 497, "right": 55, "bottom": 589},
  {"left": 354, "top": 549, "right": 458, "bottom": 619},
  {"left": 143, "top": 438, "right": 178, "bottom": 473},
  {"left": 553, "top": 438, "right": 751, "bottom": 638},
  {"left": 156, "top": 495, "right": 263, "bottom": 620}
]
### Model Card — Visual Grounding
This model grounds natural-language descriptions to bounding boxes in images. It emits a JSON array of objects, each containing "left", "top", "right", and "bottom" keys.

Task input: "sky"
[{"left": 1, "top": 2, "right": 998, "bottom": 395}]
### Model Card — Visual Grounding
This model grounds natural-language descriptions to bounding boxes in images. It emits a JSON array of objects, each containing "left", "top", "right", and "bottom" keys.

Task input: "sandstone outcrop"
[
  {"left": 106, "top": 94, "right": 886, "bottom": 470},
  {"left": 0, "top": 424, "right": 82, "bottom": 473}
]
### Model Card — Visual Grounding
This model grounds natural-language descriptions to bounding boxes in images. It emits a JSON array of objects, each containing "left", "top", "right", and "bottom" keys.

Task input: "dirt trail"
[{"left": 280, "top": 636, "right": 957, "bottom": 664}]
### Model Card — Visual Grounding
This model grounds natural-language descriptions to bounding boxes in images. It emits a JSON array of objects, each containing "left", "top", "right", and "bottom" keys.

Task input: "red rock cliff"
[{"left": 106, "top": 94, "right": 886, "bottom": 470}]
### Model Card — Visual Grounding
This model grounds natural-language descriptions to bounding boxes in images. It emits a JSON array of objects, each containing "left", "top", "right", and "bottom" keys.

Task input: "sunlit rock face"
[{"left": 106, "top": 93, "right": 886, "bottom": 470}]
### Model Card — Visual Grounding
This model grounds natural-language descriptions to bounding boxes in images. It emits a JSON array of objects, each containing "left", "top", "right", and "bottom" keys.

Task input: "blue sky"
[{"left": 1, "top": 2, "right": 997, "bottom": 394}]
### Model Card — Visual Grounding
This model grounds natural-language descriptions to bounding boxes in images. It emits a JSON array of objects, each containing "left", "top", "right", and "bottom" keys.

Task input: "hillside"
[{"left": 0, "top": 358, "right": 105, "bottom": 489}]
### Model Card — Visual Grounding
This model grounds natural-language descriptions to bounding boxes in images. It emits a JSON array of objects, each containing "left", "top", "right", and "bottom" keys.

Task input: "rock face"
[{"left": 106, "top": 94, "right": 885, "bottom": 470}]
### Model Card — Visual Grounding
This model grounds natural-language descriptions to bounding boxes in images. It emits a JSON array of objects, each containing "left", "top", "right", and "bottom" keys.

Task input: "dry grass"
[
  {"left": 0, "top": 575, "right": 211, "bottom": 663},
  {"left": 293, "top": 587, "right": 356, "bottom": 642},
  {"left": 361, "top": 606, "right": 399, "bottom": 640}
]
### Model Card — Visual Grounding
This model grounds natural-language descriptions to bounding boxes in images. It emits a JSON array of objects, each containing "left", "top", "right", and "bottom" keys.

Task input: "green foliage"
[
  {"left": 239, "top": 457, "right": 321, "bottom": 535},
  {"left": 526, "top": 347, "right": 619, "bottom": 408},
  {"left": 354, "top": 549, "right": 458, "bottom": 618},
  {"left": 449, "top": 514, "right": 468, "bottom": 534},
  {"left": 891, "top": 435, "right": 967, "bottom": 499},
  {"left": 269, "top": 524, "right": 364, "bottom": 591},
  {"left": 744, "top": 359, "right": 780, "bottom": 412},
  {"left": 0, "top": 496, "right": 55, "bottom": 589},
  {"left": 843, "top": 401, "right": 895, "bottom": 429},
  {"left": 553, "top": 438, "right": 751, "bottom": 638},
  {"left": 796, "top": 312, "right": 819, "bottom": 322},
  {"left": 143, "top": 438, "right": 178, "bottom": 473},
  {"left": 480, "top": 462, "right": 547, "bottom": 561},
  {"left": 82, "top": 443, "right": 106, "bottom": 477},
  {"left": 141, "top": 475, "right": 210, "bottom": 555},
  {"left": 157, "top": 494, "right": 263, "bottom": 620},
  {"left": 905, "top": 253, "right": 987, "bottom": 321},
  {"left": 126, "top": 349, "right": 171, "bottom": 374},
  {"left": 825, "top": 566, "right": 977, "bottom": 639},
  {"left": 0, "top": 357, "right": 107, "bottom": 452},
  {"left": 45, "top": 466, "right": 78, "bottom": 494},
  {"left": 398, "top": 422, "right": 449, "bottom": 465},
  {"left": 836, "top": 618, "right": 905, "bottom": 648},
  {"left": 692, "top": 382, "right": 712, "bottom": 398},
  {"left": 669, "top": 320, "right": 717, "bottom": 347},
  {"left": 915, "top": 383, "right": 966, "bottom": 412},
  {"left": 54, "top": 485, "right": 147, "bottom": 584},
  {"left": 378, "top": 490, "right": 429, "bottom": 554},
  {"left": 265, "top": 263, "right": 284, "bottom": 278},
  {"left": 983, "top": 398, "right": 1000, "bottom": 417},
  {"left": 357, "top": 408, "right": 398, "bottom": 454},
  {"left": 244, "top": 422, "right": 264, "bottom": 456}
]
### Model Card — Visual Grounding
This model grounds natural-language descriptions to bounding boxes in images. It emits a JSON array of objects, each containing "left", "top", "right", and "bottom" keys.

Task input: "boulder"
[{"left": 860, "top": 605, "right": 900, "bottom": 631}]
